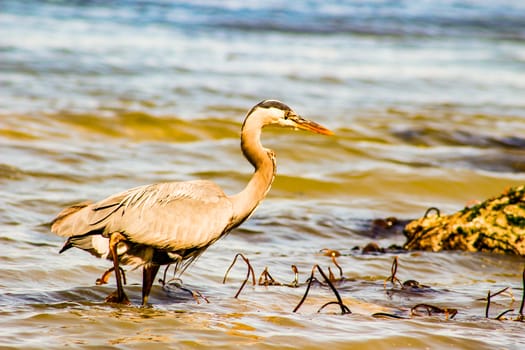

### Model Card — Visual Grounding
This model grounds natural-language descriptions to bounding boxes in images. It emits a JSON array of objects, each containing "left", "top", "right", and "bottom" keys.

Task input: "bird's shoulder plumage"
[{"left": 52, "top": 180, "right": 235, "bottom": 251}]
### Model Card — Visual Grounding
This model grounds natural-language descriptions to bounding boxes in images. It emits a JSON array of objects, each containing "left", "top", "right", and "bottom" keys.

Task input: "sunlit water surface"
[{"left": 1, "top": 0, "right": 525, "bottom": 349}]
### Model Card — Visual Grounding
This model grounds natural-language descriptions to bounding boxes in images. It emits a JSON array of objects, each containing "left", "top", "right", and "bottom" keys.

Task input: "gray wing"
[{"left": 52, "top": 180, "right": 235, "bottom": 251}]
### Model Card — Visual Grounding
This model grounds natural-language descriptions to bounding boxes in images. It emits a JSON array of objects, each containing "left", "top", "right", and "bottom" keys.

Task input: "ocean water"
[{"left": 1, "top": 0, "right": 525, "bottom": 349}]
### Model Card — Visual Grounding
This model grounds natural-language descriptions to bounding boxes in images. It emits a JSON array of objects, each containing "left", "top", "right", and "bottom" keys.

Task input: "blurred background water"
[{"left": 1, "top": 1, "right": 525, "bottom": 349}]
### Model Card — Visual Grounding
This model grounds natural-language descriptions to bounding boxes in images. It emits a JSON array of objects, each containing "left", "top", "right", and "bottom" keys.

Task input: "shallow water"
[{"left": 1, "top": 0, "right": 525, "bottom": 349}]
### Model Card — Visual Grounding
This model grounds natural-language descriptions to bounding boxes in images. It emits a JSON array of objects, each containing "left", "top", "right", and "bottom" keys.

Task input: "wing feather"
[
  {"left": 109, "top": 181, "right": 234, "bottom": 250},
  {"left": 52, "top": 180, "right": 235, "bottom": 252}
]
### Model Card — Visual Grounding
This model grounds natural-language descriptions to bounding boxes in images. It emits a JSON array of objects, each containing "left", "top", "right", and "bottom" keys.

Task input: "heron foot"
[
  {"left": 96, "top": 266, "right": 127, "bottom": 285},
  {"left": 105, "top": 289, "right": 131, "bottom": 305}
]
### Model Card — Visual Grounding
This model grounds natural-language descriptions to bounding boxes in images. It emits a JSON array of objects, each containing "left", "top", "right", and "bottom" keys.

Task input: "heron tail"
[{"left": 51, "top": 200, "right": 93, "bottom": 237}]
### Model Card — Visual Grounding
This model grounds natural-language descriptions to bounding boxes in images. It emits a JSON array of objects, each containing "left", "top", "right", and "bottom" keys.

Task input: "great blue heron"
[{"left": 51, "top": 99, "right": 333, "bottom": 305}]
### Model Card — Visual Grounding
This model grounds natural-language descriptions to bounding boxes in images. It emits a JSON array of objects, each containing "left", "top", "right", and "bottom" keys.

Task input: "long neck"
[{"left": 229, "top": 115, "right": 276, "bottom": 225}]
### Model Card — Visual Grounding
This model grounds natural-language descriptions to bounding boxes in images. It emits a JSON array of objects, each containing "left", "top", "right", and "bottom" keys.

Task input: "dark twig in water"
[
  {"left": 372, "top": 312, "right": 409, "bottom": 319},
  {"left": 518, "top": 265, "right": 525, "bottom": 321},
  {"left": 223, "top": 253, "right": 256, "bottom": 298},
  {"left": 495, "top": 309, "right": 515, "bottom": 320},
  {"left": 488, "top": 286, "right": 513, "bottom": 300},
  {"left": 293, "top": 264, "right": 351, "bottom": 315},
  {"left": 258, "top": 265, "right": 301, "bottom": 288},
  {"left": 484, "top": 287, "right": 514, "bottom": 319},
  {"left": 162, "top": 278, "right": 209, "bottom": 304},
  {"left": 485, "top": 290, "right": 491, "bottom": 318},
  {"left": 95, "top": 266, "right": 127, "bottom": 286},
  {"left": 424, "top": 207, "right": 440, "bottom": 218},
  {"left": 159, "top": 264, "right": 171, "bottom": 286},
  {"left": 482, "top": 266, "right": 525, "bottom": 321},
  {"left": 320, "top": 249, "right": 344, "bottom": 281},
  {"left": 258, "top": 266, "right": 282, "bottom": 286},
  {"left": 384, "top": 256, "right": 430, "bottom": 292},
  {"left": 290, "top": 265, "right": 299, "bottom": 288},
  {"left": 318, "top": 301, "right": 348, "bottom": 313},
  {"left": 158, "top": 260, "right": 185, "bottom": 286},
  {"left": 293, "top": 274, "right": 314, "bottom": 313},
  {"left": 384, "top": 256, "right": 403, "bottom": 289},
  {"left": 411, "top": 303, "right": 457, "bottom": 320},
  {"left": 305, "top": 275, "right": 325, "bottom": 286},
  {"left": 331, "top": 255, "right": 343, "bottom": 279},
  {"left": 328, "top": 267, "right": 336, "bottom": 282}
]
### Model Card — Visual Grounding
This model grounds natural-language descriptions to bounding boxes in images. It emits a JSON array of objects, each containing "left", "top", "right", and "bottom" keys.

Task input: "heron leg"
[
  {"left": 142, "top": 264, "right": 160, "bottom": 306},
  {"left": 105, "top": 232, "right": 130, "bottom": 305}
]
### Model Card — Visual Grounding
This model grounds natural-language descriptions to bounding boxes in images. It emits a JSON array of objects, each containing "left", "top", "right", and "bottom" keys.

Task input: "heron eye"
[{"left": 284, "top": 111, "right": 290, "bottom": 120}]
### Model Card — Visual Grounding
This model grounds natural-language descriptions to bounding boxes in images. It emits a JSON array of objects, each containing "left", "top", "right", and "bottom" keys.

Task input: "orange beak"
[{"left": 290, "top": 115, "right": 334, "bottom": 136}]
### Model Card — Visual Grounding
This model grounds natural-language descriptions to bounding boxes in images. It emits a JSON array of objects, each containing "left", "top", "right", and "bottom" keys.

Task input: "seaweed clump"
[{"left": 403, "top": 186, "right": 525, "bottom": 255}]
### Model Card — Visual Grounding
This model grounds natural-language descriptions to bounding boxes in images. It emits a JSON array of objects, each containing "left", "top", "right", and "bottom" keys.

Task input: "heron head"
[{"left": 247, "top": 99, "right": 333, "bottom": 135}]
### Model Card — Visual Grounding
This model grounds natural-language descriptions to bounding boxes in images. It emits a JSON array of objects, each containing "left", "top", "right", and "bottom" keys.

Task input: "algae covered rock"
[{"left": 403, "top": 186, "right": 525, "bottom": 255}]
